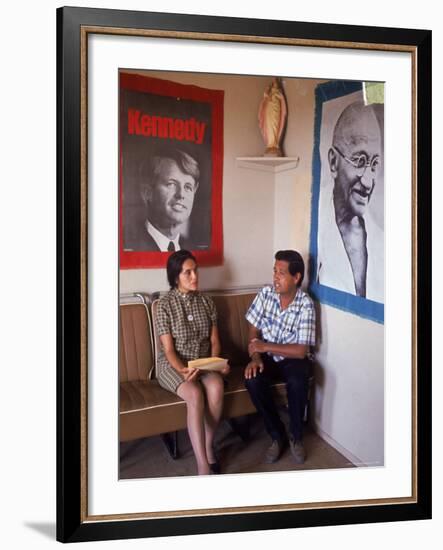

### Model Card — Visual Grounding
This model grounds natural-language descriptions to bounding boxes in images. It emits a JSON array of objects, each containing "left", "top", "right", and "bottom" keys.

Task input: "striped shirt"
[{"left": 246, "top": 285, "right": 316, "bottom": 362}]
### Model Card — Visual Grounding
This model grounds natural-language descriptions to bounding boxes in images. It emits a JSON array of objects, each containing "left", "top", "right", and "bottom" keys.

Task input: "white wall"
[
  {"left": 2, "top": 1, "right": 440, "bottom": 550},
  {"left": 314, "top": 306, "right": 385, "bottom": 465}
]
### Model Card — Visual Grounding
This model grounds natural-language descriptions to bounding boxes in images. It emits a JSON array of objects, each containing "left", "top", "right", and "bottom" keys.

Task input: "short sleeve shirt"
[
  {"left": 245, "top": 285, "right": 316, "bottom": 362},
  {"left": 155, "top": 289, "right": 217, "bottom": 392}
]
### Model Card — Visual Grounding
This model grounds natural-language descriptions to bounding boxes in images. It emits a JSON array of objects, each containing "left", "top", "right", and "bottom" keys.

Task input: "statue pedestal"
[{"left": 263, "top": 146, "right": 283, "bottom": 157}]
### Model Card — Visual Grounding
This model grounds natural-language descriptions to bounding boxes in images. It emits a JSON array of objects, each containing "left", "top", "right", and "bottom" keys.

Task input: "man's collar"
[
  {"left": 146, "top": 221, "right": 181, "bottom": 251},
  {"left": 274, "top": 286, "right": 301, "bottom": 309}
]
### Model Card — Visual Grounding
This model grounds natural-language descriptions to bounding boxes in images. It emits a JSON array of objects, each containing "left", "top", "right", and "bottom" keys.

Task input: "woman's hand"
[
  {"left": 182, "top": 367, "right": 200, "bottom": 382},
  {"left": 220, "top": 362, "right": 231, "bottom": 376}
]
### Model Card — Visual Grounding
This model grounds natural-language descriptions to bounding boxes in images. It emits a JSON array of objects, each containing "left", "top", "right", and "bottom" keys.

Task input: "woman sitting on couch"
[{"left": 155, "top": 250, "right": 230, "bottom": 475}]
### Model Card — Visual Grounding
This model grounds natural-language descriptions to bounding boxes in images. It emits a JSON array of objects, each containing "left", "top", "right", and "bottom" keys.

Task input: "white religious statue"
[{"left": 258, "top": 77, "right": 287, "bottom": 157}]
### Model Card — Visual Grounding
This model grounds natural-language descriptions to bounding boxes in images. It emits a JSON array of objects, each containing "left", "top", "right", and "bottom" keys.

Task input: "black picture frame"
[{"left": 57, "top": 6, "right": 432, "bottom": 543}]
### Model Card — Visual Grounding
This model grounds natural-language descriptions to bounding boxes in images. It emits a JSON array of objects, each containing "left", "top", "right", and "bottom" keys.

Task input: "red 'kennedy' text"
[{"left": 127, "top": 109, "right": 207, "bottom": 145}]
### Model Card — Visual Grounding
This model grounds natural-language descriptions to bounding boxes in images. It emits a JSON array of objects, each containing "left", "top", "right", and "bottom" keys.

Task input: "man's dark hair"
[
  {"left": 275, "top": 250, "right": 305, "bottom": 285},
  {"left": 140, "top": 148, "right": 200, "bottom": 188},
  {"left": 166, "top": 249, "right": 197, "bottom": 289}
]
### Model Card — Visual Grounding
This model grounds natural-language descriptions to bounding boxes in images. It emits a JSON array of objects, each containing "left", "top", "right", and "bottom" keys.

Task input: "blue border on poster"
[{"left": 308, "top": 80, "right": 384, "bottom": 325}]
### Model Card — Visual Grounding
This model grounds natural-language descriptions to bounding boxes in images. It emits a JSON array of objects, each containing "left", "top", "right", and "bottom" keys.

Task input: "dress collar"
[{"left": 172, "top": 287, "right": 197, "bottom": 301}]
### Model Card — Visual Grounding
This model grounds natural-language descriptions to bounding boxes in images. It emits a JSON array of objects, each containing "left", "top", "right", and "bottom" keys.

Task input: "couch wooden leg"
[{"left": 161, "top": 432, "right": 179, "bottom": 459}]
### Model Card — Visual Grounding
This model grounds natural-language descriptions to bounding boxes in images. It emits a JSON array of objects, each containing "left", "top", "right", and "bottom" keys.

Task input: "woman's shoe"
[{"left": 209, "top": 461, "right": 221, "bottom": 474}]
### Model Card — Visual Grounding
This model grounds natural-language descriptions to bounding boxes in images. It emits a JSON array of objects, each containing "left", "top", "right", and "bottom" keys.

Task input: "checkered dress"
[
  {"left": 155, "top": 289, "right": 217, "bottom": 393},
  {"left": 246, "top": 285, "right": 316, "bottom": 362}
]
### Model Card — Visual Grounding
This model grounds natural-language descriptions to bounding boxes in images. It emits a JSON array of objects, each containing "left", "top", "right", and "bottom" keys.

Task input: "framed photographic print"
[{"left": 57, "top": 6, "right": 432, "bottom": 543}]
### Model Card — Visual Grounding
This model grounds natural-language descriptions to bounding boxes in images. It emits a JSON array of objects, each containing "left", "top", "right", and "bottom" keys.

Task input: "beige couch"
[{"left": 119, "top": 291, "right": 308, "bottom": 449}]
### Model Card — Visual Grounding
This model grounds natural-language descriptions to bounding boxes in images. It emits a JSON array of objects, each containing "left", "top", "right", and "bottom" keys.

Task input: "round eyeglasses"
[{"left": 333, "top": 145, "right": 380, "bottom": 178}]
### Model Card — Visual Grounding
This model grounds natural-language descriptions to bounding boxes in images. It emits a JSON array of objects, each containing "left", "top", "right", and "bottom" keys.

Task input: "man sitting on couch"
[{"left": 244, "top": 250, "right": 316, "bottom": 465}]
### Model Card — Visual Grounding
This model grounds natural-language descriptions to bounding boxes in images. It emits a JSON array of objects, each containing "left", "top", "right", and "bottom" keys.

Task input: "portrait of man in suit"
[{"left": 124, "top": 148, "right": 200, "bottom": 252}]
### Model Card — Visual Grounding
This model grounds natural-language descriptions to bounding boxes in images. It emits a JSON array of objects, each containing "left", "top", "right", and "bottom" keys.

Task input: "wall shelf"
[{"left": 236, "top": 156, "right": 299, "bottom": 173}]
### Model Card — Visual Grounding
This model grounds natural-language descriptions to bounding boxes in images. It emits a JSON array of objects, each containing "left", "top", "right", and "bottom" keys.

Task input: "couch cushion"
[
  {"left": 210, "top": 293, "right": 255, "bottom": 366},
  {"left": 120, "top": 379, "right": 185, "bottom": 440},
  {"left": 119, "top": 302, "right": 154, "bottom": 383},
  {"left": 120, "top": 380, "right": 181, "bottom": 413},
  {"left": 119, "top": 365, "right": 289, "bottom": 441}
]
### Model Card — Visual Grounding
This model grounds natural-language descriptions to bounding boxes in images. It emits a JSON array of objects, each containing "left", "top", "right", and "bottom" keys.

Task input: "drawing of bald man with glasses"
[{"left": 317, "top": 100, "right": 384, "bottom": 303}]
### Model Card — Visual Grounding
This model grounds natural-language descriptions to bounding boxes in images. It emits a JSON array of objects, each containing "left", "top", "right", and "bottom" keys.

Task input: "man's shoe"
[
  {"left": 264, "top": 439, "right": 287, "bottom": 464},
  {"left": 289, "top": 438, "right": 306, "bottom": 464}
]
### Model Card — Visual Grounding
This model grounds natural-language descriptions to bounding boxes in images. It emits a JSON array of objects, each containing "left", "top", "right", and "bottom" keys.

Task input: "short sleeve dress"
[{"left": 155, "top": 288, "right": 218, "bottom": 394}]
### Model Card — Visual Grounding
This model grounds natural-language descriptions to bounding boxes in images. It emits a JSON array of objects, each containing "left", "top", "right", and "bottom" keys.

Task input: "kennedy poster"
[
  {"left": 119, "top": 73, "right": 224, "bottom": 268},
  {"left": 309, "top": 80, "right": 385, "bottom": 323}
]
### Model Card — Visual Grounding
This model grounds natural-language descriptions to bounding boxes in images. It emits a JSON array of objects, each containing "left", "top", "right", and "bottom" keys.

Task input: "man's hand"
[
  {"left": 248, "top": 338, "right": 267, "bottom": 355},
  {"left": 244, "top": 355, "right": 264, "bottom": 379}
]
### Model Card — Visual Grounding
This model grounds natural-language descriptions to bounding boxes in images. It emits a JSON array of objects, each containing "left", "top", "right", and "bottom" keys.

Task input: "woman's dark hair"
[
  {"left": 167, "top": 249, "right": 197, "bottom": 289},
  {"left": 275, "top": 250, "right": 305, "bottom": 285}
]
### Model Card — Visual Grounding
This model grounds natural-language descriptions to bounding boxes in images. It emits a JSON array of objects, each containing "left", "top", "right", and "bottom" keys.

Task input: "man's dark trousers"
[{"left": 245, "top": 354, "right": 311, "bottom": 443}]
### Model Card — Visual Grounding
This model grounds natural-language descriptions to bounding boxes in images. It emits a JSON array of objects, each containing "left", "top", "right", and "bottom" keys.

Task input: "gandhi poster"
[
  {"left": 119, "top": 72, "right": 224, "bottom": 268},
  {"left": 309, "top": 80, "right": 384, "bottom": 323}
]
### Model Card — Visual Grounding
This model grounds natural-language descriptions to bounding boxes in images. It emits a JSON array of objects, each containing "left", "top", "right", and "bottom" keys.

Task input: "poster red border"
[{"left": 119, "top": 72, "right": 224, "bottom": 268}]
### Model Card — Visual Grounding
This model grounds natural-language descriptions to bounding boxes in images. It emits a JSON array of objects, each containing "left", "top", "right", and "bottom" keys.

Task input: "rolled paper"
[{"left": 188, "top": 357, "right": 228, "bottom": 371}]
